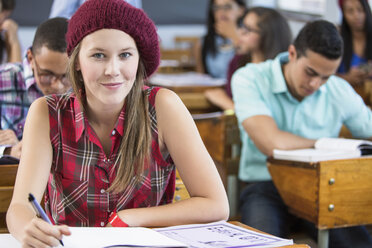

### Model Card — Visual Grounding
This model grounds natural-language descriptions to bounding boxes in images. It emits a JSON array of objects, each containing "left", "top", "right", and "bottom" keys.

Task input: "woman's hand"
[
  {"left": 344, "top": 67, "right": 369, "bottom": 86},
  {"left": 1, "top": 18, "right": 22, "bottom": 63},
  {"left": 21, "top": 218, "right": 70, "bottom": 248},
  {"left": 2, "top": 19, "right": 19, "bottom": 44},
  {"left": 9, "top": 140, "right": 22, "bottom": 158},
  {"left": 0, "top": 129, "right": 19, "bottom": 146},
  {"left": 215, "top": 20, "right": 239, "bottom": 46}
]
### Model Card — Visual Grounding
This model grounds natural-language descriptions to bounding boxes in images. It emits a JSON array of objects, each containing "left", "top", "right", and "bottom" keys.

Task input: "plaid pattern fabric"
[
  {"left": 0, "top": 57, "right": 43, "bottom": 139},
  {"left": 44, "top": 87, "right": 176, "bottom": 227}
]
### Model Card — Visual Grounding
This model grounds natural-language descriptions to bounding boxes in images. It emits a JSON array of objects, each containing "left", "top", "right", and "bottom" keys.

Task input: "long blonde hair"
[{"left": 68, "top": 42, "right": 152, "bottom": 193}]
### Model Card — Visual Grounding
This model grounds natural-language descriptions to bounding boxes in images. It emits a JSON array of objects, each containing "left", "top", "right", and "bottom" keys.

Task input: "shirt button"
[
  {"left": 111, "top": 130, "right": 116, "bottom": 136},
  {"left": 107, "top": 159, "right": 110, "bottom": 162},
  {"left": 101, "top": 221, "right": 105, "bottom": 227},
  {"left": 100, "top": 189, "right": 105, "bottom": 194},
  {"left": 18, "top": 124, "right": 23, "bottom": 130}
]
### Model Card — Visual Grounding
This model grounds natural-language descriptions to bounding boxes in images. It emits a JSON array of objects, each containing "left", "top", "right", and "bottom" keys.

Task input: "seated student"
[
  {"left": 0, "top": 0, "right": 22, "bottom": 63},
  {"left": 0, "top": 17, "right": 71, "bottom": 158},
  {"left": 337, "top": 0, "right": 372, "bottom": 86},
  {"left": 232, "top": 20, "right": 372, "bottom": 248},
  {"left": 205, "top": 7, "right": 291, "bottom": 110},
  {"left": 6, "top": 0, "right": 229, "bottom": 247},
  {"left": 195, "top": 0, "right": 245, "bottom": 79}
]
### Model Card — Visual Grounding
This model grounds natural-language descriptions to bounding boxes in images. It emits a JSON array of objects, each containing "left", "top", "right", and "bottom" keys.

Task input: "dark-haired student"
[
  {"left": 0, "top": 17, "right": 71, "bottom": 158},
  {"left": 232, "top": 20, "right": 372, "bottom": 247},
  {"left": 205, "top": 7, "right": 291, "bottom": 110},
  {"left": 337, "top": 0, "right": 372, "bottom": 86},
  {"left": 0, "top": 0, "right": 22, "bottom": 63},
  {"left": 195, "top": 0, "right": 245, "bottom": 79}
]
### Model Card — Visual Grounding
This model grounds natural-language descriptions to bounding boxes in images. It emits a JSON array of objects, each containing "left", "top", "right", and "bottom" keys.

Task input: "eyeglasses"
[
  {"left": 212, "top": 3, "right": 235, "bottom": 12},
  {"left": 238, "top": 22, "right": 261, "bottom": 35},
  {"left": 33, "top": 59, "right": 70, "bottom": 86}
]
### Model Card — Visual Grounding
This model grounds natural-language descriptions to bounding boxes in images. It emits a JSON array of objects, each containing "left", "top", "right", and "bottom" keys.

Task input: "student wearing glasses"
[
  {"left": 195, "top": 0, "right": 245, "bottom": 79},
  {"left": 205, "top": 7, "right": 292, "bottom": 110},
  {"left": 0, "top": 17, "right": 71, "bottom": 158}
]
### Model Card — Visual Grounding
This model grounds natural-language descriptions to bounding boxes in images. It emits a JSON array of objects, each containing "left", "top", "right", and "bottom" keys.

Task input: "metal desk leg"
[
  {"left": 318, "top": 229, "right": 329, "bottom": 248},
  {"left": 227, "top": 175, "right": 238, "bottom": 218}
]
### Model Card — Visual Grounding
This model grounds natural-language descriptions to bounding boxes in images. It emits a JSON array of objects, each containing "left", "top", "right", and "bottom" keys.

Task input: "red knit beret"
[{"left": 66, "top": 0, "right": 160, "bottom": 77}]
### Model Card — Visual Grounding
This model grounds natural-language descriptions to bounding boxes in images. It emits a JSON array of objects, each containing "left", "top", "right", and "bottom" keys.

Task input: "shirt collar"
[
  {"left": 23, "top": 52, "right": 39, "bottom": 91},
  {"left": 73, "top": 96, "right": 125, "bottom": 142},
  {"left": 271, "top": 52, "right": 327, "bottom": 98},
  {"left": 271, "top": 52, "right": 289, "bottom": 94}
]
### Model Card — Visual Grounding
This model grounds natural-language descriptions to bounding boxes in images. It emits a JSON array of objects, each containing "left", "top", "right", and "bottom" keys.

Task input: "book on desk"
[{"left": 273, "top": 138, "right": 372, "bottom": 162}]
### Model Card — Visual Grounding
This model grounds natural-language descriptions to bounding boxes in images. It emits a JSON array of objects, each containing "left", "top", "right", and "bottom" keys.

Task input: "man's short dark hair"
[
  {"left": 293, "top": 20, "right": 343, "bottom": 60},
  {"left": 32, "top": 17, "right": 68, "bottom": 54}
]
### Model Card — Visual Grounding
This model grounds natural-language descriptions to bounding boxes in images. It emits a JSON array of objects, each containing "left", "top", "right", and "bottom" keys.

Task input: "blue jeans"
[{"left": 240, "top": 181, "right": 372, "bottom": 248}]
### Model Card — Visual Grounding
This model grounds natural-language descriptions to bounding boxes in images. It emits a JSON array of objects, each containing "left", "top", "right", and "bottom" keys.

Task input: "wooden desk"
[
  {"left": 0, "top": 164, "right": 18, "bottom": 233},
  {"left": 267, "top": 157, "right": 372, "bottom": 248},
  {"left": 0, "top": 221, "right": 309, "bottom": 247},
  {"left": 148, "top": 73, "right": 225, "bottom": 114},
  {"left": 353, "top": 79, "right": 372, "bottom": 106},
  {"left": 151, "top": 84, "right": 222, "bottom": 113},
  {"left": 230, "top": 221, "right": 309, "bottom": 248}
]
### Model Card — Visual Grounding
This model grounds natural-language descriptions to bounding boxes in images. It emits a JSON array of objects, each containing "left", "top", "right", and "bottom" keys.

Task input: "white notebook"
[{"left": 62, "top": 227, "right": 187, "bottom": 248}]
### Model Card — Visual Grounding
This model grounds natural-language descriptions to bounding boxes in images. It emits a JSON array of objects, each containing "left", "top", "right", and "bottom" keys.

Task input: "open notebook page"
[{"left": 62, "top": 227, "right": 187, "bottom": 248}]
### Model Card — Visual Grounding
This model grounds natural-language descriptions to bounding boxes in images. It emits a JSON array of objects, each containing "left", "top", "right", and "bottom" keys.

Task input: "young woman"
[
  {"left": 205, "top": 7, "right": 292, "bottom": 110},
  {"left": 337, "top": 0, "right": 372, "bottom": 86},
  {"left": 6, "top": 0, "right": 229, "bottom": 247},
  {"left": 195, "top": 0, "right": 245, "bottom": 79}
]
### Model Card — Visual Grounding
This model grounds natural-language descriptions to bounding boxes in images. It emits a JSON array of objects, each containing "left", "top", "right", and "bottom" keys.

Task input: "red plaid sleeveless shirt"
[{"left": 44, "top": 87, "right": 175, "bottom": 227}]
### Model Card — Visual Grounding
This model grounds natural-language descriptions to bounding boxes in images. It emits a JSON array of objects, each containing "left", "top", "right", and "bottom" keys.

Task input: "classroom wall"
[
  {"left": 150, "top": 0, "right": 342, "bottom": 49},
  {"left": 15, "top": 0, "right": 343, "bottom": 53}
]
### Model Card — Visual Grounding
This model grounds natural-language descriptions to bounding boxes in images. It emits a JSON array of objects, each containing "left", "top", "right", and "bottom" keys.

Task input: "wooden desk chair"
[
  {"left": 192, "top": 112, "right": 241, "bottom": 218},
  {"left": 159, "top": 48, "right": 196, "bottom": 73},
  {"left": 0, "top": 164, "right": 18, "bottom": 233},
  {"left": 267, "top": 157, "right": 372, "bottom": 248},
  {"left": 353, "top": 79, "right": 372, "bottom": 106},
  {"left": 173, "top": 169, "right": 190, "bottom": 203}
]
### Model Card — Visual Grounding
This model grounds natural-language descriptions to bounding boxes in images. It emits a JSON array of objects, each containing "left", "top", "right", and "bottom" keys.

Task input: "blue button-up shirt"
[{"left": 232, "top": 52, "right": 372, "bottom": 182}]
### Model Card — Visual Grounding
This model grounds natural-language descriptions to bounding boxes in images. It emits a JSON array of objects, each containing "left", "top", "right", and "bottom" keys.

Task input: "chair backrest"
[{"left": 193, "top": 112, "right": 241, "bottom": 187}]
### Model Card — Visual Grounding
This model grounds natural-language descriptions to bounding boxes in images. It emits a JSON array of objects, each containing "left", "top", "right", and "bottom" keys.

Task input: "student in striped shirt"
[{"left": 0, "top": 17, "right": 71, "bottom": 158}]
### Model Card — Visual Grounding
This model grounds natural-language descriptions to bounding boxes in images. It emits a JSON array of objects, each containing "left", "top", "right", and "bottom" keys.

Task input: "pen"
[{"left": 28, "top": 193, "right": 64, "bottom": 246}]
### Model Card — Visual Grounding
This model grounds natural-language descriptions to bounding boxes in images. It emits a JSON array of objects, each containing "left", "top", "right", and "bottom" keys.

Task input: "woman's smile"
[{"left": 100, "top": 82, "right": 123, "bottom": 90}]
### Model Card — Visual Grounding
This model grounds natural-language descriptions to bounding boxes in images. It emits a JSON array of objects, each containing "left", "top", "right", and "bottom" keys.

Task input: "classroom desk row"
[
  {"left": 0, "top": 164, "right": 308, "bottom": 247},
  {"left": 3, "top": 157, "right": 372, "bottom": 248}
]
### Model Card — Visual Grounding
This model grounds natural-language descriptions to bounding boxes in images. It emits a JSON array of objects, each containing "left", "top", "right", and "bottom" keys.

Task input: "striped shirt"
[
  {"left": 0, "top": 57, "right": 43, "bottom": 139},
  {"left": 45, "top": 87, "right": 175, "bottom": 227}
]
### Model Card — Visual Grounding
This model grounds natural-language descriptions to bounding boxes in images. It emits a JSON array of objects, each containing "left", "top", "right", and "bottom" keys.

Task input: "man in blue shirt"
[{"left": 232, "top": 20, "right": 372, "bottom": 248}]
